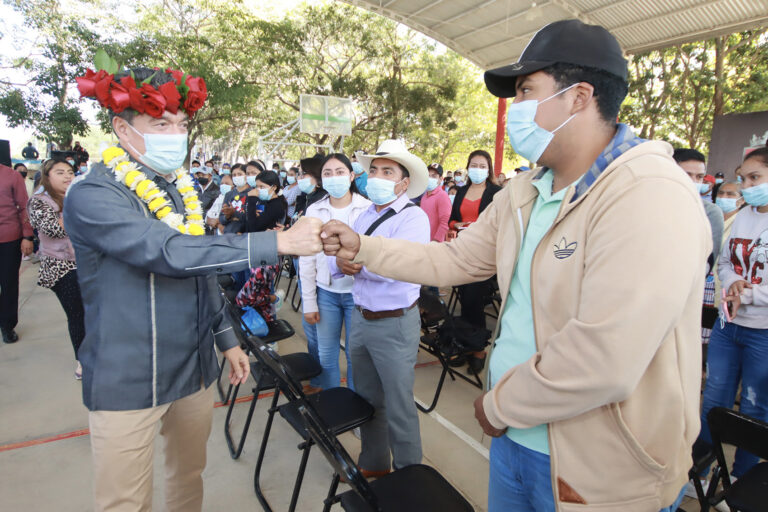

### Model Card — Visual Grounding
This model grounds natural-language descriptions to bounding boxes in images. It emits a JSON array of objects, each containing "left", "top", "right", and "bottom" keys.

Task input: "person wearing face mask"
[
  {"left": 206, "top": 173, "right": 233, "bottom": 234},
  {"left": 283, "top": 166, "right": 301, "bottom": 219},
  {"left": 66, "top": 64, "right": 323, "bottom": 512},
  {"left": 321, "top": 20, "right": 710, "bottom": 512},
  {"left": 299, "top": 154, "right": 371, "bottom": 392},
  {"left": 421, "top": 163, "right": 452, "bottom": 243},
  {"left": 674, "top": 148, "right": 724, "bottom": 274},
  {"left": 294, "top": 155, "right": 326, "bottom": 219},
  {"left": 323, "top": 139, "right": 430, "bottom": 479},
  {"left": 219, "top": 164, "right": 250, "bottom": 235},
  {"left": 453, "top": 171, "right": 465, "bottom": 186},
  {"left": 708, "top": 180, "right": 744, "bottom": 322},
  {"left": 449, "top": 150, "right": 501, "bottom": 371},
  {"left": 27, "top": 158, "right": 85, "bottom": 379},
  {"left": 693, "top": 147, "right": 768, "bottom": 493},
  {"left": 194, "top": 165, "right": 220, "bottom": 218},
  {"left": 245, "top": 170, "right": 287, "bottom": 233}
]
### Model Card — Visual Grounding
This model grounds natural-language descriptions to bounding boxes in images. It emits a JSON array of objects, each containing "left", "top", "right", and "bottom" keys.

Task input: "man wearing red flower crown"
[{"left": 65, "top": 62, "right": 323, "bottom": 511}]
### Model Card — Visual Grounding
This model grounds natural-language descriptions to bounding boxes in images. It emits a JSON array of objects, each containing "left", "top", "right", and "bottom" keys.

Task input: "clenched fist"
[
  {"left": 277, "top": 216, "right": 323, "bottom": 256},
  {"left": 321, "top": 220, "right": 361, "bottom": 261}
]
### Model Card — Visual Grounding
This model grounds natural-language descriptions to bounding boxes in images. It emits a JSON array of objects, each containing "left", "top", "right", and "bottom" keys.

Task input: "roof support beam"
[{"left": 429, "top": 0, "right": 502, "bottom": 31}]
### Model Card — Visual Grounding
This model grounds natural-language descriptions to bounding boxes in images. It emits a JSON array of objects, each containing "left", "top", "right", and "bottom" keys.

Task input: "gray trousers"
[{"left": 349, "top": 306, "right": 422, "bottom": 471}]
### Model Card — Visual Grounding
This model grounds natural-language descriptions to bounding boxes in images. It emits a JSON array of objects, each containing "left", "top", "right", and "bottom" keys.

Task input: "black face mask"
[
  {"left": 19, "top": 171, "right": 27, "bottom": 178},
  {"left": 198, "top": 177, "right": 210, "bottom": 186}
]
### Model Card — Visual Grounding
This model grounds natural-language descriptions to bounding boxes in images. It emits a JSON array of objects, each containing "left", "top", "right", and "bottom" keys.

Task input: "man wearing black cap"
[{"left": 321, "top": 19, "right": 710, "bottom": 511}]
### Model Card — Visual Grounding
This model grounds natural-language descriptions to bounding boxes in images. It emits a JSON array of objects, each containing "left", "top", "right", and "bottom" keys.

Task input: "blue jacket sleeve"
[{"left": 64, "top": 178, "right": 277, "bottom": 278}]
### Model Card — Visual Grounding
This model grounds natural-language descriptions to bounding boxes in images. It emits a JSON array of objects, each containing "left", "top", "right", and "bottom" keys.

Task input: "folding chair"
[
  {"left": 294, "top": 401, "right": 474, "bottom": 512},
  {"left": 416, "top": 288, "right": 488, "bottom": 413},
  {"left": 245, "top": 332, "right": 375, "bottom": 512},
  {"left": 222, "top": 304, "right": 319, "bottom": 459},
  {"left": 707, "top": 407, "right": 768, "bottom": 512},
  {"left": 216, "top": 273, "right": 242, "bottom": 403}
]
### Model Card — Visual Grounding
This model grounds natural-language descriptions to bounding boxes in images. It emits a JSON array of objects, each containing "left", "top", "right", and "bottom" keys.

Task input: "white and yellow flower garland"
[{"left": 102, "top": 146, "right": 205, "bottom": 235}]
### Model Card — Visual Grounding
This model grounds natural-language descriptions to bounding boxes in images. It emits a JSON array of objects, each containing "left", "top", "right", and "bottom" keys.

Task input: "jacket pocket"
[{"left": 610, "top": 403, "right": 667, "bottom": 475}]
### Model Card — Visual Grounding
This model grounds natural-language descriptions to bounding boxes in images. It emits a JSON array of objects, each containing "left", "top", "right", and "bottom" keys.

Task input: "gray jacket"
[{"left": 64, "top": 158, "right": 278, "bottom": 411}]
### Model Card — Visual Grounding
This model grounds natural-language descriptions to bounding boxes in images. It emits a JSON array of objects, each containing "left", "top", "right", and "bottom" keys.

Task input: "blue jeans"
[
  {"left": 698, "top": 321, "right": 768, "bottom": 477},
  {"left": 315, "top": 287, "right": 355, "bottom": 390},
  {"left": 488, "top": 436, "right": 685, "bottom": 512},
  {"left": 297, "top": 274, "right": 321, "bottom": 388}
]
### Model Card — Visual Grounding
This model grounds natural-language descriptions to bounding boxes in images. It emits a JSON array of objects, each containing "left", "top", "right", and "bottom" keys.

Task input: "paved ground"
[{"left": 0, "top": 259, "right": 711, "bottom": 511}]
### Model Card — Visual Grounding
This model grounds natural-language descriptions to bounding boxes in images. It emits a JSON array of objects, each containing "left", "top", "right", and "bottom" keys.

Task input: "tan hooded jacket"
[{"left": 352, "top": 140, "right": 711, "bottom": 511}]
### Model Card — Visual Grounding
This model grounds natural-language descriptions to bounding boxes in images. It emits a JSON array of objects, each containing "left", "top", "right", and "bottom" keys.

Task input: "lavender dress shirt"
[{"left": 330, "top": 193, "right": 430, "bottom": 312}]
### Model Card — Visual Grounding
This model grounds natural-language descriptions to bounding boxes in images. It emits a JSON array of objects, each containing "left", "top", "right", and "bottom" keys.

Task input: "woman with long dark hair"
[
  {"left": 27, "top": 157, "right": 86, "bottom": 379},
  {"left": 299, "top": 153, "right": 370, "bottom": 390}
]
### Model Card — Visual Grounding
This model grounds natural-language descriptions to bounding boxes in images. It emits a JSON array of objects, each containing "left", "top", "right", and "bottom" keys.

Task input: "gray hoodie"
[{"left": 64, "top": 158, "right": 277, "bottom": 411}]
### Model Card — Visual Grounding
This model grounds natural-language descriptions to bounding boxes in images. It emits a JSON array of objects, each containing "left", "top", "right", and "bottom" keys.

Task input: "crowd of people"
[{"left": 1, "top": 16, "right": 767, "bottom": 512}]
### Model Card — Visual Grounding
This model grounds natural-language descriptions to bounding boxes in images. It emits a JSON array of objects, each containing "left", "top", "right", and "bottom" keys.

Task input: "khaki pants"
[{"left": 89, "top": 385, "right": 214, "bottom": 512}]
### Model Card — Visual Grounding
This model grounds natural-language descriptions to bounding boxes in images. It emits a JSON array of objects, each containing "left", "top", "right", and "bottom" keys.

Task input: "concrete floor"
[{"left": 0, "top": 260, "right": 710, "bottom": 511}]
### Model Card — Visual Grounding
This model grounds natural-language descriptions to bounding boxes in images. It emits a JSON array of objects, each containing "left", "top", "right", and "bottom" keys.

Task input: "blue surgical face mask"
[
  {"left": 80, "top": 165, "right": 88, "bottom": 173},
  {"left": 126, "top": 123, "right": 188, "bottom": 174},
  {"left": 298, "top": 177, "right": 315, "bottom": 194},
  {"left": 258, "top": 188, "right": 272, "bottom": 201},
  {"left": 698, "top": 183, "right": 710, "bottom": 194},
  {"left": 286, "top": 176, "right": 296, "bottom": 185},
  {"left": 232, "top": 175, "right": 246, "bottom": 188},
  {"left": 715, "top": 197, "right": 739, "bottom": 213},
  {"left": 323, "top": 175, "right": 351, "bottom": 198},
  {"left": 468, "top": 168, "right": 488, "bottom": 184},
  {"left": 219, "top": 183, "right": 232, "bottom": 195},
  {"left": 715, "top": 178, "right": 724, "bottom": 184},
  {"left": 506, "top": 83, "right": 578, "bottom": 163},
  {"left": 426, "top": 177, "right": 439, "bottom": 191},
  {"left": 741, "top": 182, "right": 768, "bottom": 207},
  {"left": 279, "top": 171, "right": 286, "bottom": 178},
  {"left": 246, "top": 176, "right": 257, "bottom": 188},
  {"left": 352, "top": 162, "right": 365, "bottom": 175},
  {"left": 221, "top": 168, "right": 231, "bottom": 175},
  {"left": 366, "top": 177, "right": 401, "bottom": 205}
]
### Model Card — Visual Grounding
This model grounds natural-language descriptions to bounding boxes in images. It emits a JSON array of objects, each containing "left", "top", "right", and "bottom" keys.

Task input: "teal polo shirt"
[{"left": 488, "top": 170, "right": 571, "bottom": 455}]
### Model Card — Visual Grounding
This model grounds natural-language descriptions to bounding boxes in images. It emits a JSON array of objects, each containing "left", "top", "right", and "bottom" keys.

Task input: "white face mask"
[{"left": 232, "top": 175, "right": 246, "bottom": 188}]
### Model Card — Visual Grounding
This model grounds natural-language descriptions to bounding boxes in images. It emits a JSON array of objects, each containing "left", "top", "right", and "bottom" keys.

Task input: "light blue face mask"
[
  {"left": 126, "top": 123, "right": 188, "bottom": 174},
  {"left": 741, "top": 182, "right": 768, "bottom": 207},
  {"left": 715, "top": 197, "right": 739, "bottom": 213},
  {"left": 279, "top": 171, "right": 287, "bottom": 178},
  {"left": 506, "top": 83, "right": 578, "bottom": 163},
  {"left": 698, "top": 183, "right": 711, "bottom": 194},
  {"left": 221, "top": 168, "right": 231, "bottom": 175},
  {"left": 286, "top": 176, "right": 296, "bottom": 185},
  {"left": 258, "top": 188, "right": 272, "bottom": 201},
  {"left": 219, "top": 183, "right": 232, "bottom": 195},
  {"left": 298, "top": 177, "right": 315, "bottom": 194},
  {"left": 715, "top": 178, "right": 724, "bottom": 184},
  {"left": 366, "top": 177, "right": 401, "bottom": 205},
  {"left": 246, "top": 176, "right": 257, "bottom": 188},
  {"left": 468, "top": 168, "right": 488, "bottom": 184},
  {"left": 323, "top": 175, "right": 352, "bottom": 198},
  {"left": 426, "top": 177, "right": 439, "bottom": 191}
]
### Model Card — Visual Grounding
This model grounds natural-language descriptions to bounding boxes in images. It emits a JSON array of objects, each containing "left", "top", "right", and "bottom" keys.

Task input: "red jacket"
[{"left": 0, "top": 164, "right": 33, "bottom": 243}]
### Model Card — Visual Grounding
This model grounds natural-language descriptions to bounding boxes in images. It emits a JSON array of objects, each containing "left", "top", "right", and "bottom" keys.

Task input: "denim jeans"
[
  {"left": 698, "top": 321, "right": 768, "bottom": 477},
  {"left": 297, "top": 275, "right": 321, "bottom": 388},
  {"left": 315, "top": 287, "right": 355, "bottom": 390},
  {"left": 488, "top": 436, "right": 685, "bottom": 512}
]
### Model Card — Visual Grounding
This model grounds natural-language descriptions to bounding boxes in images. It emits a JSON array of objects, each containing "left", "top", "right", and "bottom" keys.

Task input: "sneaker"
[
  {"left": 74, "top": 361, "right": 82, "bottom": 380},
  {"left": 274, "top": 289, "right": 286, "bottom": 312},
  {"left": 683, "top": 479, "right": 710, "bottom": 499},
  {"left": 352, "top": 427, "right": 361, "bottom": 439},
  {"left": 1, "top": 328, "right": 19, "bottom": 344}
]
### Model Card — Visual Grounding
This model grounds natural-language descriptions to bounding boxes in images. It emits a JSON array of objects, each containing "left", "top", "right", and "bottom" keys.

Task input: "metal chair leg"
[
  {"left": 417, "top": 365, "right": 449, "bottom": 413},
  {"left": 224, "top": 382, "right": 261, "bottom": 459},
  {"left": 322, "top": 473, "right": 341, "bottom": 512},
  {"left": 253, "top": 390, "right": 282, "bottom": 512},
  {"left": 216, "top": 355, "right": 233, "bottom": 404},
  {"left": 288, "top": 442, "right": 313, "bottom": 512}
]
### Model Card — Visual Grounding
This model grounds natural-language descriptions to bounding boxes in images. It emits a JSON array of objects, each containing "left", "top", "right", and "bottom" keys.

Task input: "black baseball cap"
[
  {"left": 428, "top": 163, "right": 444, "bottom": 176},
  {"left": 484, "top": 19, "right": 627, "bottom": 98}
]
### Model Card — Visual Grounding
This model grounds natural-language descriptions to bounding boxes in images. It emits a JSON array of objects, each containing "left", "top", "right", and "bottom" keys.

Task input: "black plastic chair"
[
  {"left": 416, "top": 288, "right": 487, "bottom": 413},
  {"left": 707, "top": 407, "right": 768, "bottom": 512},
  {"left": 222, "top": 304, "right": 319, "bottom": 459},
  {"left": 245, "top": 332, "right": 375, "bottom": 512},
  {"left": 293, "top": 401, "right": 474, "bottom": 512}
]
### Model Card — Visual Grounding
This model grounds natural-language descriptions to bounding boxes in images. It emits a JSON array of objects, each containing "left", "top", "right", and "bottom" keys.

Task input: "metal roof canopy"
[{"left": 342, "top": 0, "right": 768, "bottom": 70}]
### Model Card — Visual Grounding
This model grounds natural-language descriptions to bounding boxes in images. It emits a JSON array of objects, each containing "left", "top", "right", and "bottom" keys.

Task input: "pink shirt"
[
  {"left": 0, "top": 164, "right": 33, "bottom": 243},
  {"left": 420, "top": 186, "right": 452, "bottom": 242}
]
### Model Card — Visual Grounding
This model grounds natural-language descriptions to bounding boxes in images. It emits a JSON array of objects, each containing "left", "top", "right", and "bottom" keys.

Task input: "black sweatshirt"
[{"left": 245, "top": 196, "right": 286, "bottom": 232}]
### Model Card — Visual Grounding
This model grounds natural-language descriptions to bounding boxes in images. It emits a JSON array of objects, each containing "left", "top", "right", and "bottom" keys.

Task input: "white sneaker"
[
  {"left": 74, "top": 361, "right": 82, "bottom": 380},
  {"left": 274, "top": 289, "right": 286, "bottom": 312}
]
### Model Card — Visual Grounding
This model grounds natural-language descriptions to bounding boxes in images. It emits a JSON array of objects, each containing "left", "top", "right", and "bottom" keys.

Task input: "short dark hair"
[
  {"left": 744, "top": 146, "right": 768, "bottom": 167},
  {"left": 541, "top": 62, "right": 628, "bottom": 125},
  {"left": 673, "top": 148, "right": 706, "bottom": 164},
  {"left": 205, "top": 160, "right": 213, "bottom": 166},
  {"left": 109, "top": 67, "right": 177, "bottom": 125},
  {"left": 192, "top": 160, "right": 201, "bottom": 166},
  {"left": 14, "top": 163, "right": 27, "bottom": 171}
]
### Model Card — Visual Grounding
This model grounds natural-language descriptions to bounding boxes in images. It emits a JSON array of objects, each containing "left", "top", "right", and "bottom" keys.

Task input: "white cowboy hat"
[{"left": 355, "top": 140, "right": 428, "bottom": 198}]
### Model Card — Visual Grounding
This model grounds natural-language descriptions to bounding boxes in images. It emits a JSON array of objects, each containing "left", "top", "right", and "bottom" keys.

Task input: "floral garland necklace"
[{"left": 102, "top": 146, "right": 205, "bottom": 236}]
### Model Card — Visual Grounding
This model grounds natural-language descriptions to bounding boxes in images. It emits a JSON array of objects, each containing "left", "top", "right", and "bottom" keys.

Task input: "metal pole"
[{"left": 494, "top": 97, "right": 507, "bottom": 175}]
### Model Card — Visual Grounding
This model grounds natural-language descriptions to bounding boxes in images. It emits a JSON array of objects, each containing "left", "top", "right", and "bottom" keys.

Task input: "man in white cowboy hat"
[{"left": 326, "top": 139, "right": 430, "bottom": 476}]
